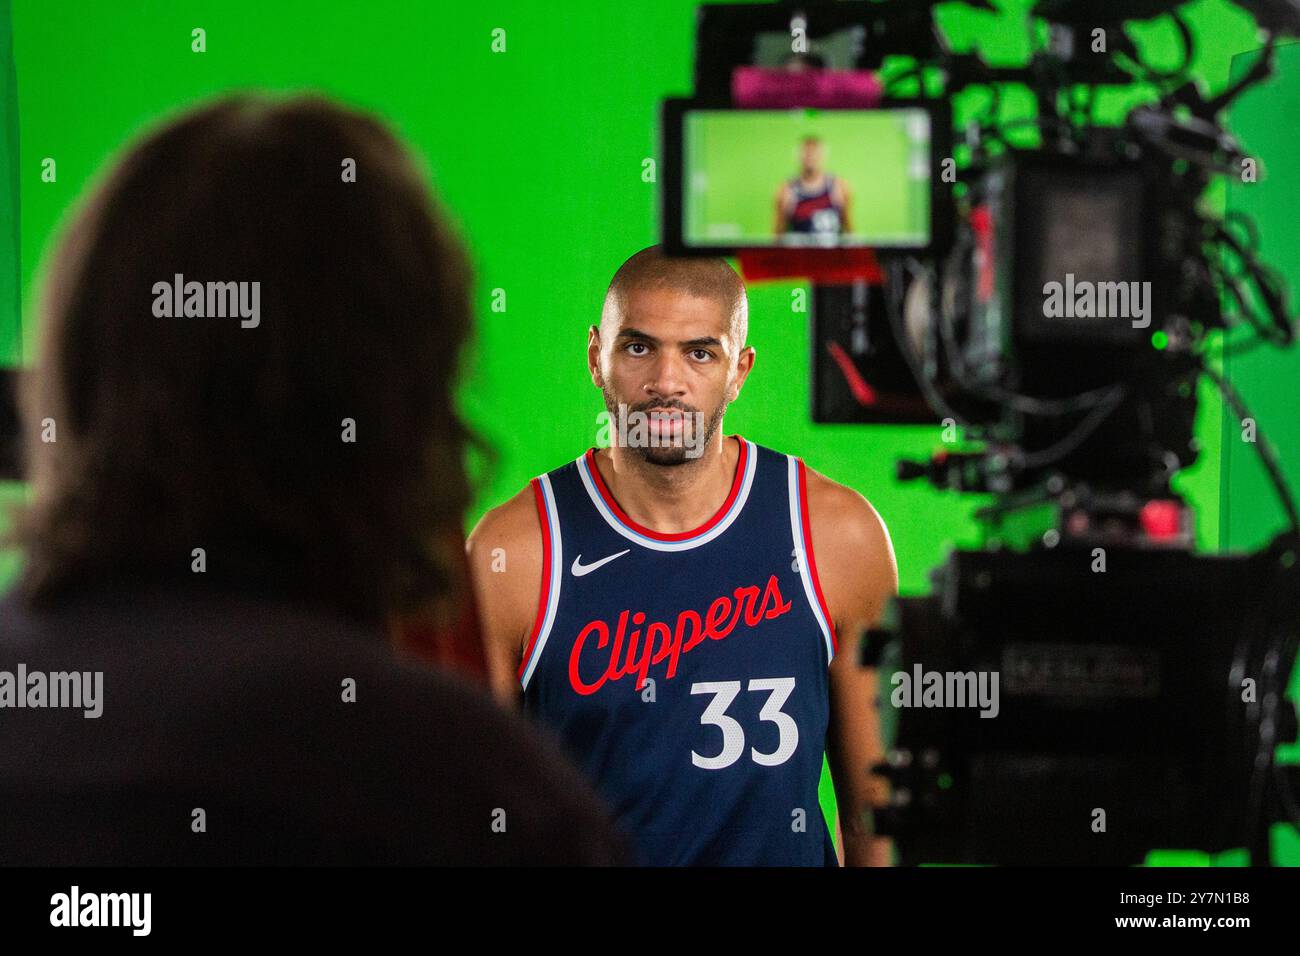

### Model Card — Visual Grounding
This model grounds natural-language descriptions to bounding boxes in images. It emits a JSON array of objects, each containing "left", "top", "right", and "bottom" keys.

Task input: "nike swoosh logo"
[{"left": 571, "top": 549, "right": 631, "bottom": 577}]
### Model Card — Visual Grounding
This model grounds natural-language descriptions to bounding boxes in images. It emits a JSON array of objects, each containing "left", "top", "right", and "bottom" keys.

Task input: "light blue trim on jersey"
[
  {"left": 520, "top": 473, "right": 563, "bottom": 691},
  {"left": 787, "top": 455, "right": 836, "bottom": 662},
  {"left": 575, "top": 438, "right": 758, "bottom": 553}
]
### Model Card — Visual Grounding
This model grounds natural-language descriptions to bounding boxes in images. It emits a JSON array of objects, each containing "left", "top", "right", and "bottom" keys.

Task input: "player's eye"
[
  {"left": 625, "top": 342, "right": 650, "bottom": 356},
  {"left": 690, "top": 349, "right": 713, "bottom": 362}
]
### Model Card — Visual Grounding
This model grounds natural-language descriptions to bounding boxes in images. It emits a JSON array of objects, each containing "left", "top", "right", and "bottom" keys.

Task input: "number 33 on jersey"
[{"left": 520, "top": 438, "right": 840, "bottom": 866}]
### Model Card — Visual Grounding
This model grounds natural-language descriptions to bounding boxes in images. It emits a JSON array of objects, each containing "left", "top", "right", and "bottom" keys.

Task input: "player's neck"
[{"left": 599, "top": 433, "right": 739, "bottom": 535}]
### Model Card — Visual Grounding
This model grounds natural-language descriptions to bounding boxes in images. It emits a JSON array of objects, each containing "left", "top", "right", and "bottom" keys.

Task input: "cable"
[
  {"left": 882, "top": 63, "right": 923, "bottom": 96},
  {"left": 1223, "top": 209, "right": 1261, "bottom": 253},
  {"left": 918, "top": 249, "right": 1129, "bottom": 418},
  {"left": 1113, "top": 11, "right": 1194, "bottom": 87},
  {"left": 1210, "top": 222, "right": 1295, "bottom": 346},
  {"left": 884, "top": 259, "right": 971, "bottom": 429},
  {"left": 1017, "top": 381, "right": 1128, "bottom": 469}
]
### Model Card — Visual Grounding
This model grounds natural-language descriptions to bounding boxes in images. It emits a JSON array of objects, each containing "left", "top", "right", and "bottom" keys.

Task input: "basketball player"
[
  {"left": 467, "top": 247, "right": 897, "bottom": 866},
  {"left": 774, "top": 135, "right": 853, "bottom": 238}
]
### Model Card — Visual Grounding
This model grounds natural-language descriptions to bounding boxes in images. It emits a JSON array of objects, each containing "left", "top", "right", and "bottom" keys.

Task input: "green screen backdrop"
[{"left": 2, "top": 0, "right": 1294, "bottom": 865}]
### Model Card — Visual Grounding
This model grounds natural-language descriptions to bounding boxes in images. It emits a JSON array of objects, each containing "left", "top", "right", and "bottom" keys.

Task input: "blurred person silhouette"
[
  {"left": 0, "top": 93, "right": 624, "bottom": 865},
  {"left": 774, "top": 134, "right": 853, "bottom": 240}
]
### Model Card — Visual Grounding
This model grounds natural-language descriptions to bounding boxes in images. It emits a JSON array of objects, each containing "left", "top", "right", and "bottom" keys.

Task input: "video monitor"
[{"left": 662, "top": 100, "right": 946, "bottom": 255}]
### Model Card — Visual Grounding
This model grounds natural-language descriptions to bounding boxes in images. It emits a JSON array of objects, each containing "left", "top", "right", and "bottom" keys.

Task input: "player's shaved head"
[
  {"left": 600, "top": 245, "right": 748, "bottom": 349},
  {"left": 589, "top": 245, "right": 757, "bottom": 467}
]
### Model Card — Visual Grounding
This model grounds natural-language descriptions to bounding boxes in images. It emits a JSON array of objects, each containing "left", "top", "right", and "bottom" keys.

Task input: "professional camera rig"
[{"left": 665, "top": 0, "right": 1300, "bottom": 863}]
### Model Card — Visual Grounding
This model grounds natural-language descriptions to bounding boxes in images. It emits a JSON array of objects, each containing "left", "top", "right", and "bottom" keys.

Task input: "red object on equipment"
[
  {"left": 1139, "top": 500, "right": 1183, "bottom": 541},
  {"left": 737, "top": 247, "right": 884, "bottom": 284},
  {"left": 730, "top": 66, "right": 883, "bottom": 109},
  {"left": 825, "top": 340, "right": 878, "bottom": 406}
]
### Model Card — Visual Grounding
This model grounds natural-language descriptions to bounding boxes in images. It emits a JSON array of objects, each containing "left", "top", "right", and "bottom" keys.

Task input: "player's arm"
[
  {"left": 834, "top": 179, "right": 852, "bottom": 232},
  {"left": 804, "top": 467, "right": 899, "bottom": 866},
  {"left": 465, "top": 485, "right": 545, "bottom": 707},
  {"left": 774, "top": 183, "right": 791, "bottom": 234}
]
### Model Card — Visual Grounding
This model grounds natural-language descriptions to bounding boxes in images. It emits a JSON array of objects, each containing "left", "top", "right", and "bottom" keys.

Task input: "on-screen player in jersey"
[
  {"left": 467, "top": 246, "right": 897, "bottom": 866},
  {"left": 774, "top": 135, "right": 853, "bottom": 240}
]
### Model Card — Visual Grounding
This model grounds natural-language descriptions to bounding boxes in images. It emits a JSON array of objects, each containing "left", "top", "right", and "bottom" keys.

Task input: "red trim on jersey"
[
  {"left": 517, "top": 478, "right": 552, "bottom": 680},
  {"left": 796, "top": 459, "right": 839, "bottom": 655},
  {"left": 584, "top": 436, "right": 748, "bottom": 542},
  {"left": 792, "top": 192, "right": 836, "bottom": 223}
]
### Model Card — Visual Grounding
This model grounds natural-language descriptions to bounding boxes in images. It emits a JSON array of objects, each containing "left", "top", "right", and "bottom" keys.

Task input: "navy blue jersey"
[
  {"left": 786, "top": 174, "right": 843, "bottom": 235},
  {"left": 519, "top": 436, "right": 840, "bottom": 866}
]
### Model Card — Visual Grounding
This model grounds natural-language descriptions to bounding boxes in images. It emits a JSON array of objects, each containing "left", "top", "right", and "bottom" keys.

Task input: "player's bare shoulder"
[
  {"left": 801, "top": 467, "right": 891, "bottom": 554},
  {"left": 465, "top": 484, "right": 546, "bottom": 697},
  {"left": 800, "top": 465, "right": 898, "bottom": 630}
]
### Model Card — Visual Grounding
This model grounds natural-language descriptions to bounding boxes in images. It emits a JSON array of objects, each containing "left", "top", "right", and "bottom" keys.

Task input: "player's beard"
[{"left": 601, "top": 388, "right": 727, "bottom": 467}]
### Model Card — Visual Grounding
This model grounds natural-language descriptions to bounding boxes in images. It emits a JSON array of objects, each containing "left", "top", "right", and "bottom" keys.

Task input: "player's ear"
[
  {"left": 587, "top": 325, "right": 604, "bottom": 388},
  {"left": 729, "top": 346, "right": 756, "bottom": 401}
]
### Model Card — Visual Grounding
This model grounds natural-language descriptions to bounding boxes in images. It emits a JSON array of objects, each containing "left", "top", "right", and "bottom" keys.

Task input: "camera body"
[
  {"left": 928, "top": 147, "right": 1205, "bottom": 492},
  {"left": 869, "top": 541, "right": 1299, "bottom": 865}
]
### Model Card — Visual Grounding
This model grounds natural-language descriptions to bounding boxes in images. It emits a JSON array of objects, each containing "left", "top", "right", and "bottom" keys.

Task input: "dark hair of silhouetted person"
[{"left": 12, "top": 92, "right": 479, "bottom": 623}]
